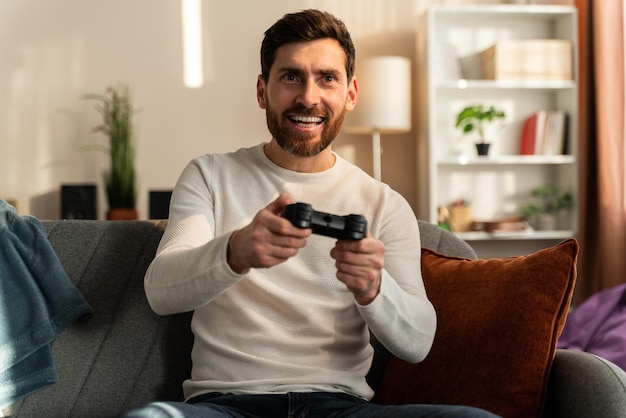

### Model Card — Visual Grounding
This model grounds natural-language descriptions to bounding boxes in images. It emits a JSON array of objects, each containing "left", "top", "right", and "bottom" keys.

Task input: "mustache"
[{"left": 284, "top": 104, "right": 327, "bottom": 118}]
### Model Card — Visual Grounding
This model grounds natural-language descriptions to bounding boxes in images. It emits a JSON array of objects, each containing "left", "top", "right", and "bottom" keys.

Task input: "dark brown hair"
[{"left": 260, "top": 9, "right": 356, "bottom": 82}]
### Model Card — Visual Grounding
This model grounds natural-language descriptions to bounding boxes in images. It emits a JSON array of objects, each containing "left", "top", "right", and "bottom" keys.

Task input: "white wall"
[{"left": 0, "top": 0, "right": 457, "bottom": 219}]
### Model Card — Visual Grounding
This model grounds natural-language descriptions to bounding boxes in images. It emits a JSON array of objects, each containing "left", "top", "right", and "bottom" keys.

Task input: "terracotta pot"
[{"left": 106, "top": 208, "right": 138, "bottom": 220}]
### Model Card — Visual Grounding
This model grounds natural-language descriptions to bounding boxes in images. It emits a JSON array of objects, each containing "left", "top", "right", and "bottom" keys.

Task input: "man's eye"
[
  {"left": 323, "top": 75, "right": 336, "bottom": 82},
  {"left": 283, "top": 73, "right": 298, "bottom": 82}
]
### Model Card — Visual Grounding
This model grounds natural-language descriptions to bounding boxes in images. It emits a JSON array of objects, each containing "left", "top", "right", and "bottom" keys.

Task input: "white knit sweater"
[{"left": 144, "top": 143, "right": 436, "bottom": 401}]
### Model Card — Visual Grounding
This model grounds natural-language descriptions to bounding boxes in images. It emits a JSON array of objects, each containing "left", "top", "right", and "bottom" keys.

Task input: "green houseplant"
[
  {"left": 84, "top": 84, "right": 138, "bottom": 220},
  {"left": 455, "top": 104, "right": 506, "bottom": 155},
  {"left": 521, "top": 185, "right": 572, "bottom": 230}
]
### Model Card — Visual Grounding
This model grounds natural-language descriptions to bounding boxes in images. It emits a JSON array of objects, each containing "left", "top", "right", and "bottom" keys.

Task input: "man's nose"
[{"left": 297, "top": 79, "right": 321, "bottom": 107}]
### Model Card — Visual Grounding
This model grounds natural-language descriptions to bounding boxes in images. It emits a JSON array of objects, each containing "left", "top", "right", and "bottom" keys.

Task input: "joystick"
[{"left": 282, "top": 202, "right": 367, "bottom": 240}]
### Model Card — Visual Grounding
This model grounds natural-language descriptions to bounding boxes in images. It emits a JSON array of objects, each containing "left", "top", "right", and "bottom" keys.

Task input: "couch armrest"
[{"left": 544, "top": 349, "right": 626, "bottom": 418}]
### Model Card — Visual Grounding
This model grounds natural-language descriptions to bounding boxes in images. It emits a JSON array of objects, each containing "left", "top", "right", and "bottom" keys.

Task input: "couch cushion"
[{"left": 375, "top": 239, "right": 578, "bottom": 418}]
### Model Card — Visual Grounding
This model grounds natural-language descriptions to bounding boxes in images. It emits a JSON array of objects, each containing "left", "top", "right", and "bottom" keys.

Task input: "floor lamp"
[{"left": 344, "top": 56, "right": 412, "bottom": 181}]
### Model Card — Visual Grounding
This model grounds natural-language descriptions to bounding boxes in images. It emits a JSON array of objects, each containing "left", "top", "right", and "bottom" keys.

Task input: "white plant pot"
[{"left": 536, "top": 213, "right": 556, "bottom": 231}]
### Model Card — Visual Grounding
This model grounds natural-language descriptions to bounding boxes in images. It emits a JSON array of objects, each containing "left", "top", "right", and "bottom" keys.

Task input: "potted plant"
[
  {"left": 521, "top": 184, "right": 572, "bottom": 230},
  {"left": 455, "top": 104, "right": 506, "bottom": 156},
  {"left": 83, "top": 84, "right": 138, "bottom": 220}
]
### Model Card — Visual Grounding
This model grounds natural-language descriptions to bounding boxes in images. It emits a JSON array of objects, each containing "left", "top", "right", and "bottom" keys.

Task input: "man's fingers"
[{"left": 266, "top": 193, "right": 295, "bottom": 215}]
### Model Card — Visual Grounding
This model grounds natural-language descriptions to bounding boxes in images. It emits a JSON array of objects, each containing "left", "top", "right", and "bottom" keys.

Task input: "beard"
[{"left": 265, "top": 101, "right": 345, "bottom": 157}]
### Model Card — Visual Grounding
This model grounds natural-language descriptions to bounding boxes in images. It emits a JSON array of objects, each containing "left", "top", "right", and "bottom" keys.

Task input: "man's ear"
[
  {"left": 345, "top": 76, "right": 358, "bottom": 112},
  {"left": 257, "top": 75, "right": 267, "bottom": 109}
]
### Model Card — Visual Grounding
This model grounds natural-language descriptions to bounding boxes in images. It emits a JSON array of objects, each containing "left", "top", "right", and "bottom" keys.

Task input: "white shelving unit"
[{"left": 415, "top": 4, "right": 578, "bottom": 258}]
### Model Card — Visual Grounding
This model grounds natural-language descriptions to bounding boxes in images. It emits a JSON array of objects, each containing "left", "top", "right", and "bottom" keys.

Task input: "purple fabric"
[{"left": 558, "top": 283, "right": 626, "bottom": 371}]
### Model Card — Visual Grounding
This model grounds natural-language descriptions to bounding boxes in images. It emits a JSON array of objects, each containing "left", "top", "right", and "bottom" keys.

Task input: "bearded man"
[{"left": 123, "top": 9, "right": 498, "bottom": 418}]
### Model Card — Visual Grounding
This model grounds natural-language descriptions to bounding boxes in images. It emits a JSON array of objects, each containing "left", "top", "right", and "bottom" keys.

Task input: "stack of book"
[
  {"left": 519, "top": 110, "right": 569, "bottom": 155},
  {"left": 480, "top": 40, "right": 573, "bottom": 81}
]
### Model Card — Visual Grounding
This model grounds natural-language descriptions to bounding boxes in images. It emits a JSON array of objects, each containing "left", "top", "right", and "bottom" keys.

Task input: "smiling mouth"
[{"left": 288, "top": 115, "right": 324, "bottom": 128}]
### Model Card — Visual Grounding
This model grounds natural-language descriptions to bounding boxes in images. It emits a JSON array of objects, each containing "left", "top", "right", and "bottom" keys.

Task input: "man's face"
[{"left": 257, "top": 38, "right": 357, "bottom": 157}]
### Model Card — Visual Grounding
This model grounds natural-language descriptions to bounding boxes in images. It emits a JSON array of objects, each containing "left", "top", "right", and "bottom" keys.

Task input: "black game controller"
[{"left": 282, "top": 202, "right": 367, "bottom": 240}]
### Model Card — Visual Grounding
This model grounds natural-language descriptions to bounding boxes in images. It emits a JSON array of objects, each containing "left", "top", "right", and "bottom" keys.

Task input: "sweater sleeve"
[
  {"left": 144, "top": 159, "right": 245, "bottom": 315},
  {"left": 356, "top": 191, "right": 437, "bottom": 364},
  {"left": 357, "top": 271, "right": 436, "bottom": 363}
]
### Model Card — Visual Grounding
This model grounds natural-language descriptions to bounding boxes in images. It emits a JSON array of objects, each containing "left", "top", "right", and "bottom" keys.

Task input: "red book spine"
[{"left": 520, "top": 113, "right": 537, "bottom": 155}]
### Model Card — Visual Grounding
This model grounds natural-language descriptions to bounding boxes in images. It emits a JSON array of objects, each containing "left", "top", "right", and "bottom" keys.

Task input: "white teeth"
[{"left": 291, "top": 116, "right": 323, "bottom": 123}]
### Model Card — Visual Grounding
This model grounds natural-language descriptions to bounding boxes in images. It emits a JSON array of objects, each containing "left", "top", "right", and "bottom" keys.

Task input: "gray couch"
[{"left": 3, "top": 220, "right": 626, "bottom": 417}]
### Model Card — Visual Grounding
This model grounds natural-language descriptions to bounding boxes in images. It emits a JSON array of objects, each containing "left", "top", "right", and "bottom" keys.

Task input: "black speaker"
[
  {"left": 61, "top": 184, "right": 97, "bottom": 220},
  {"left": 149, "top": 190, "right": 172, "bottom": 219}
]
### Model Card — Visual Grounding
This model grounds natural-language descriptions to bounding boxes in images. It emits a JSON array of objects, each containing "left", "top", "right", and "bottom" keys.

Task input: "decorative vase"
[
  {"left": 106, "top": 208, "right": 138, "bottom": 220},
  {"left": 449, "top": 205, "right": 473, "bottom": 232},
  {"left": 475, "top": 143, "right": 491, "bottom": 156}
]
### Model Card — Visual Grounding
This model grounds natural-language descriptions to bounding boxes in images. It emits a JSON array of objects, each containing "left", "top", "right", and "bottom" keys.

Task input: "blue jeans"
[{"left": 121, "top": 392, "right": 500, "bottom": 418}]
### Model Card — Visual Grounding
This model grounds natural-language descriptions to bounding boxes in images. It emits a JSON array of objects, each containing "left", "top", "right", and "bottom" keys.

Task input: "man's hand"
[
  {"left": 330, "top": 233, "right": 385, "bottom": 305},
  {"left": 227, "top": 193, "right": 312, "bottom": 274}
]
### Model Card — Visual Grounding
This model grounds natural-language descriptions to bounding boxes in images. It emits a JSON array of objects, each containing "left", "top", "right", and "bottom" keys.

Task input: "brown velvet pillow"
[{"left": 375, "top": 239, "right": 578, "bottom": 418}]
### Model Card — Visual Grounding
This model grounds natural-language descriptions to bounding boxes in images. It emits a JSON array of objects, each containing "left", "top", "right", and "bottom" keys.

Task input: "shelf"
[
  {"left": 455, "top": 230, "right": 575, "bottom": 242},
  {"left": 436, "top": 79, "right": 576, "bottom": 90},
  {"left": 431, "top": 4, "right": 576, "bottom": 17},
  {"left": 437, "top": 155, "right": 576, "bottom": 166},
  {"left": 417, "top": 4, "right": 578, "bottom": 258}
]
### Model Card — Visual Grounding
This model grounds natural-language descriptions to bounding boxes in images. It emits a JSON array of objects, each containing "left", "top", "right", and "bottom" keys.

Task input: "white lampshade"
[
  {"left": 345, "top": 56, "right": 412, "bottom": 134},
  {"left": 344, "top": 56, "right": 412, "bottom": 181}
]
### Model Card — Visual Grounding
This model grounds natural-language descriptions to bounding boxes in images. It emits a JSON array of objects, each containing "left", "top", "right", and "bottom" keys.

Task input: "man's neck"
[{"left": 263, "top": 140, "right": 336, "bottom": 173}]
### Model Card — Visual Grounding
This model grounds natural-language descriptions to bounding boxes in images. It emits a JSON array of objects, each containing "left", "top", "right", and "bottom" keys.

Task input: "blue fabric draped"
[{"left": 0, "top": 200, "right": 92, "bottom": 409}]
